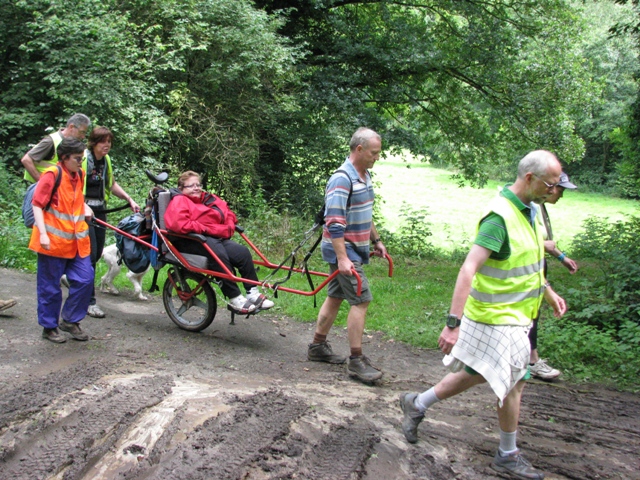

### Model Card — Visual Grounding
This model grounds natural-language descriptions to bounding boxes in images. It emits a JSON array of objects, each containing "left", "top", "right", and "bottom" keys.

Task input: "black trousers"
[
  {"left": 528, "top": 259, "right": 549, "bottom": 351},
  {"left": 88, "top": 209, "right": 108, "bottom": 305},
  {"left": 173, "top": 236, "right": 258, "bottom": 298}
]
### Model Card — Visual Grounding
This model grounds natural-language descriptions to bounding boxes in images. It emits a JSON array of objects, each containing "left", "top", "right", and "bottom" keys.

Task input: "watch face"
[{"left": 446, "top": 315, "right": 459, "bottom": 328}]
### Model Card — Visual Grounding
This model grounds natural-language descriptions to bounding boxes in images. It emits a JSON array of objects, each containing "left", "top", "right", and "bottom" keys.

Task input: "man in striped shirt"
[{"left": 307, "top": 128, "right": 388, "bottom": 383}]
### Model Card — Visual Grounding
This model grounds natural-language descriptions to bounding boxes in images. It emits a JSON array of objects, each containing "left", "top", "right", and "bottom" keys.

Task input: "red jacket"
[{"left": 164, "top": 192, "right": 237, "bottom": 239}]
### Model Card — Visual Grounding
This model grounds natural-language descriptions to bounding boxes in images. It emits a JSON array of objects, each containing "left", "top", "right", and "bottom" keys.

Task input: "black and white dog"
[{"left": 99, "top": 244, "right": 149, "bottom": 300}]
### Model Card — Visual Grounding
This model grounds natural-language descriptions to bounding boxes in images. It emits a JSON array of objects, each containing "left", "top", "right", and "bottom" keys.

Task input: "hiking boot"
[
  {"left": 42, "top": 327, "right": 66, "bottom": 343},
  {"left": 227, "top": 295, "right": 256, "bottom": 315},
  {"left": 492, "top": 450, "right": 545, "bottom": 479},
  {"left": 307, "top": 341, "right": 346, "bottom": 364},
  {"left": 347, "top": 355, "right": 383, "bottom": 383},
  {"left": 399, "top": 392, "right": 425, "bottom": 443},
  {"left": 59, "top": 320, "right": 89, "bottom": 341},
  {"left": 87, "top": 304, "right": 105, "bottom": 318},
  {"left": 530, "top": 359, "right": 561, "bottom": 380},
  {"left": 247, "top": 287, "right": 274, "bottom": 310},
  {"left": 0, "top": 298, "right": 16, "bottom": 312}
]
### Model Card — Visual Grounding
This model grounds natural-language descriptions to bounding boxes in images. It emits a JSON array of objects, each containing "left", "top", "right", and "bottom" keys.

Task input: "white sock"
[
  {"left": 498, "top": 429, "right": 518, "bottom": 455},
  {"left": 414, "top": 387, "right": 440, "bottom": 412}
]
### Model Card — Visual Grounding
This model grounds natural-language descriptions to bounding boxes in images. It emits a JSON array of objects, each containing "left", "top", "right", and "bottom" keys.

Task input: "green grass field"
[{"left": 374, "top": 156, "right": 640, "bottom": 252}]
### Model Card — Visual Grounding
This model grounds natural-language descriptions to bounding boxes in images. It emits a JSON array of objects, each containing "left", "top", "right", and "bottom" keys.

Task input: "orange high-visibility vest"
[{"left": 28, "top": 166, "right": 90, "bottom": 258}]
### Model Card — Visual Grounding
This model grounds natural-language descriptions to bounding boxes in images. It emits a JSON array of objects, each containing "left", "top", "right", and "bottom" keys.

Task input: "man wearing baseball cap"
[{"left": 529, "top": 171, "right": 578, "bottom": 380}]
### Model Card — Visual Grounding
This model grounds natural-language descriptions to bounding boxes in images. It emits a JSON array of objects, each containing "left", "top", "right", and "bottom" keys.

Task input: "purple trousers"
[{"left": 37, "top": 253, "right": 94, "bottom": 329}]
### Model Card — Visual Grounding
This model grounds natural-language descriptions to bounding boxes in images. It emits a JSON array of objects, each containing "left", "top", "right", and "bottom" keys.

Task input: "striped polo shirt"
[{"left": 321, "top": 159, "right": 374, "bottom": 264}]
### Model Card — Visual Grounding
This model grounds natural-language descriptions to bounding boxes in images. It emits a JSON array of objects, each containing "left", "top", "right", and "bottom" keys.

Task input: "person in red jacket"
[{"left": 163, "top": 171, "right": 274, "bottom": 314}]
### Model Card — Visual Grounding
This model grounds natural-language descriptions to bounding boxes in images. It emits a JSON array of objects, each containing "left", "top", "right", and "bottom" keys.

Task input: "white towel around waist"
[{"left": 443, "top": 316, "right": 531, "bottom": 404}]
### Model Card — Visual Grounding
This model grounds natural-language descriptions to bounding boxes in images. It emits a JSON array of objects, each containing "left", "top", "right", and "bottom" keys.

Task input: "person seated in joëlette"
[{"left": 163, "top": 171, "right": 274, "bottom": 314}]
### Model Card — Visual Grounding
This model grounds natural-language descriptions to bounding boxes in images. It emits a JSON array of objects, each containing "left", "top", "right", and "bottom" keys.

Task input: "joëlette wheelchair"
[{"left": 93, "top": 170, "right": 393, "bottom": 332}]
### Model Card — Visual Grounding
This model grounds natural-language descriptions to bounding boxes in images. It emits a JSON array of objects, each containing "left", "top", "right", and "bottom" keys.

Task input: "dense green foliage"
[
  {"left": 569, "top": 215, "right": 640, "bottom": 331},
  {"left": 0, "top": 0, "right": 298, "bottom": 207},
  {"left": 2, "top": 0, "right": 638, "bottom": 207}
]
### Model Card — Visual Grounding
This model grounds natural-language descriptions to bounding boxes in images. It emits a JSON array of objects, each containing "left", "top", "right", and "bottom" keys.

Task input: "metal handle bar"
[{"left": 370, "top": 252, "right": 394, "bottom": 277}]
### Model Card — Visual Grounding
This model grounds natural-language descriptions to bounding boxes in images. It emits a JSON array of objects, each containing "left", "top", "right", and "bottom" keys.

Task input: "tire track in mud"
[
  {"left": 0, "top": 360, "right": 116, "bottom": 432},
  {"left": 0, "top": 374, "right": 174, "bottom": 479},
  {"left": 298, "top": 418, "right": 379, "bottom": 480},
  {"left": 132, "top": 388, "right": 308, "bottom": 479}
]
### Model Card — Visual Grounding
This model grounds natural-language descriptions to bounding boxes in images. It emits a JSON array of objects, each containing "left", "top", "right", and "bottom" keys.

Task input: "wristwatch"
[{"left": 445, "top": 314, "right": 461, "bottom": 328}]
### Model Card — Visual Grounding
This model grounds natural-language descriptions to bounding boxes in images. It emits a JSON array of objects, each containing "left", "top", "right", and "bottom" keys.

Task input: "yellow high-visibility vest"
[
  {"left": 24, "top": 131, "right": 63, "bottom": 183},
  {"left": 464, "top": 195, "right": 545, "bottom": 326}
]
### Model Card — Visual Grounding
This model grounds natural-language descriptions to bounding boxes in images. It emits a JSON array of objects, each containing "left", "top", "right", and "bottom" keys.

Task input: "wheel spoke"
[
  {"left": 192, "top": 298, "right": 207, "bottom": 309},
  {"left": 176, "top": 303, "right": 188, "bottom": 316}
]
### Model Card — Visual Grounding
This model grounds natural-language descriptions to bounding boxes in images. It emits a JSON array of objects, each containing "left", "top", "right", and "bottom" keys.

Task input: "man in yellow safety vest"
[
  {"left": 21, "top": 113, "right": 91, "bottom": 183},
  {"left": 400, "top": 150, "right": 567, "bottom": 480}
]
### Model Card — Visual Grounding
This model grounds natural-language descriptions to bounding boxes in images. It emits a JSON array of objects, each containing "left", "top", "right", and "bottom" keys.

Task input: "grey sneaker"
[
  {"left": 307, "top": 342, "right": 347, "bottom": 364},
  {"left": 492, "top": 450, "right": 545, "bottom": 479},
  {"left": 530, "top": 359, "right": 561, "bottom": 380},
  {"left": 87, "top": 304, "right": 105, "bottom": 318},
  {"left": 399, "top": 392, "right": 424, "bottom": 443},
  {"left": 59, "top": 320, "right": 89, "bottom": 341},
  {"left": 42, "top": 327, "right": 66, "bottom": 343},
  {"left": 347, "top": 355, "right": 383, "bottom": 382}
]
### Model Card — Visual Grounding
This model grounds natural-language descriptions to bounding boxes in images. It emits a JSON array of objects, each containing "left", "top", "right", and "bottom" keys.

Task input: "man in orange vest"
[{"left": 29, "top": 138, "right": 94, "bottom": 343}]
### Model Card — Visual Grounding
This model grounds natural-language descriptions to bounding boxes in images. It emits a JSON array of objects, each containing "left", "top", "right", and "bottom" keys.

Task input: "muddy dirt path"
[{"left": 0, "top": 268, "right": 638, "bottom": 479}]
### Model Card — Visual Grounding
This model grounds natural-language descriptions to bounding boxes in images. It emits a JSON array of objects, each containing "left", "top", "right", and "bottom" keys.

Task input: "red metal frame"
[{"left": 94, "top": 217, "right": 393, "bottom": 298}]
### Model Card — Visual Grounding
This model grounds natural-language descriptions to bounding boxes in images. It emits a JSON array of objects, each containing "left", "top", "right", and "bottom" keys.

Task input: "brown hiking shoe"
[
  {"left": 59, "top": 320, "right": 89, "bottom": 341},
  {"left": 347, "top": 355, "right": 383, "bottom": 383},
  {"left": 0, "top": 299, "right": 17, "bottom": 312},
  {"left": 307, "top": 342, "right": 347, "bottom": 364},
  {"left": 42, "top": 327, "right": 66, "bottom": 343}
]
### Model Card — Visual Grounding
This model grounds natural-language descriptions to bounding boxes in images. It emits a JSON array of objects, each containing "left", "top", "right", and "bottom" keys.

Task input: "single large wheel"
[{"left": 162, "top": 269, "right": 216, "bottom": 331}]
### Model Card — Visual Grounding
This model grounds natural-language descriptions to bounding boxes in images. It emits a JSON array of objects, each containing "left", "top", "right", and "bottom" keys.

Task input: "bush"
[
  {"left": 0, "top": 163, "right": 35, "bottom": 270},
  {"left": 376, "top": 203, "right": 436, "bottom": 259},
  {"left": 540, "top": 317, "right": 640, "bottom": 388},
  {"left": 568, "top": 215, "right": 640, "bottom": 331}
]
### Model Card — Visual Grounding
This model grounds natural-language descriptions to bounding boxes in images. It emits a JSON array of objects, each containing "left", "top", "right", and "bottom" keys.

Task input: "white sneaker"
[
  {"left": 247, "top": 287, "right": 274, "bottom": 310},
  {"left": 530, "top": 359, "right": 561, "bottom": 380},
  {"left": 87, "top": 304, "right": 105, "bottom": 318},
  {"left": 228, "top": 295, "right": 256, "bottom": 314}
]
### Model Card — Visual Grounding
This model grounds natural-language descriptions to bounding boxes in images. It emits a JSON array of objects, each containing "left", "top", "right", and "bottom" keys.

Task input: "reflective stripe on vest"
[
  {"left": 28, "top": 167, "right": 91, "bottom": 259},
  {"left": 464, "top": 195, "right": 545, "bottom": 326},
  {"left": 24, "top": 131, "right": 63, "bottom": 183}
]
